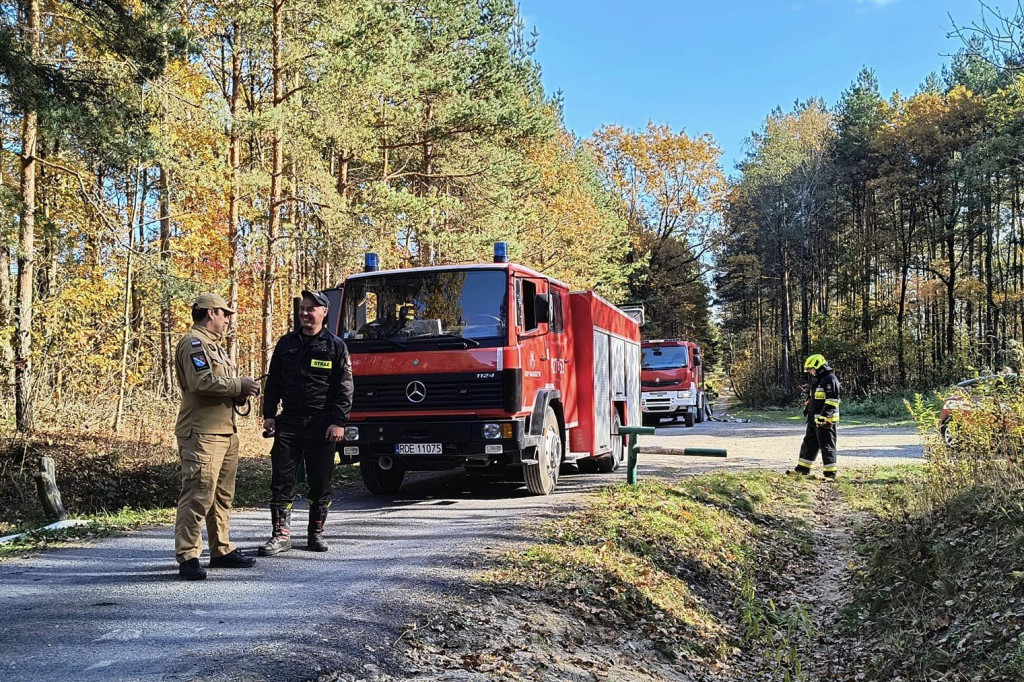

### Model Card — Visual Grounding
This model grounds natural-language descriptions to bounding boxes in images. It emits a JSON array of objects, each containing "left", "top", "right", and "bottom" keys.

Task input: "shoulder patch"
[
  {"left": 190, "top": 339, "right": 203, "bottom": 347},
  {"left": 190, "top": 352, "right": 210, "bottom": 372}
]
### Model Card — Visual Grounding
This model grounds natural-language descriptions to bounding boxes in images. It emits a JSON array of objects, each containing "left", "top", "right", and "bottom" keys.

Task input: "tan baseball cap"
[{"left": 193, "top": 292, "right": 236, "bottom": 314}]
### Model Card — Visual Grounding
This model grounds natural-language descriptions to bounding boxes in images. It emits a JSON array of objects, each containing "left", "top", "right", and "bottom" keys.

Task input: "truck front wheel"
[
  {"left": 684, "top": 410, "right": 695, "bottom": 428},
  {"left": 360, "top": 456, "right": 406, "bottom": 494},
  {"left": 524, "top": 407, "right": 562, "bottom": 495},
  {"left": 695, "top": 397, "right": 705, "bottom": 423}
]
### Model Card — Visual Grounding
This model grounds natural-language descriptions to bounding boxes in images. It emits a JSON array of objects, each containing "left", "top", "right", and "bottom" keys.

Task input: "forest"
[
  {"left": 5, "top": 0, "right": 1024, "bottom": 433},
  {"left": 720, "top": 10, "right": 1024, "bottom": 404},
  {"left": 0, "top": 0, "right": 720, "bottom": 433}
]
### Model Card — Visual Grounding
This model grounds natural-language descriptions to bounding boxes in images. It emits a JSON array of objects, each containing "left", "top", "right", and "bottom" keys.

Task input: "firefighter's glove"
[{"left": 814, "top": 414, "right": 827, "bottom": 427}]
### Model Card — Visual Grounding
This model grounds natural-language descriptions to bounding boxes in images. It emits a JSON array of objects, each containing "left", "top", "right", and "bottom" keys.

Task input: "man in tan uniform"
[{"left": 174, "top": 293, "right": 261, "bottom": 580}]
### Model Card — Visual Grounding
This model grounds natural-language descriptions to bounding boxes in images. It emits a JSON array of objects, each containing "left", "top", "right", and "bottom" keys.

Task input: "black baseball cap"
[{"left": 301, "top": 289, "right": 329, "bottom": 308}]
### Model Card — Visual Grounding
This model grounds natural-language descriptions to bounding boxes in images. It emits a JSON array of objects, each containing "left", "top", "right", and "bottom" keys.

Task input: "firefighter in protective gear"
[{"left": 789, "top": 354, "right": 840, "bottom": 479}]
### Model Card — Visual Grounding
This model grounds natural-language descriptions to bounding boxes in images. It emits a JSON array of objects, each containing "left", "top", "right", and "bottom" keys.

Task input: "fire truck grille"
[
  {"left": 353, "top": 372, "right": 507, "bottom": 411},
  {"left": 642, "top": 379, "right": 681, "bottom": 388}
]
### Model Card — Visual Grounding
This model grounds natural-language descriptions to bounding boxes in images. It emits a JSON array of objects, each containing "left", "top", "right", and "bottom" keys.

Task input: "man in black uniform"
[
  {"left": 789, "top": 354, "right": 841, "bottom": 480},
  {"left": 260, "top": 290, "right": 354, "bottom": 554}
]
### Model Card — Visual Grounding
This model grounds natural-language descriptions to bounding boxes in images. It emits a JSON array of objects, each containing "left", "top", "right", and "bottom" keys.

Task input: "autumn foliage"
[{"left": 0, "top": 0, "right": 724, "bottom": 434}]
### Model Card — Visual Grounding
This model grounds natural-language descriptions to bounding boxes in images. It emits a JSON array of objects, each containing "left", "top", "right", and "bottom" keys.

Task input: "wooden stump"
[{"left": 34, "top": 456, "right": 67, "bottom": 521}]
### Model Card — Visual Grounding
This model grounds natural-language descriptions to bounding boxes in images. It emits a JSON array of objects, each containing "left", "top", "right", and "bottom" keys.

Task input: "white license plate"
[{"left": 396, "top": 443, "right": 443, "bottom": 455}]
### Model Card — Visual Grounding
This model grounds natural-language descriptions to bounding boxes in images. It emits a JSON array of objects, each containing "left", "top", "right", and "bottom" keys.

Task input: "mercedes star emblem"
[{"left": 406, "top": 381, "right": 427, "bottom": 403}]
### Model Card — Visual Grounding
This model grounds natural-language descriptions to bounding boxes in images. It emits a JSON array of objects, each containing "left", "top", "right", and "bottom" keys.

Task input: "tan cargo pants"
[{"left": 175, "top": 432, "right": 239, "bottom": 563}]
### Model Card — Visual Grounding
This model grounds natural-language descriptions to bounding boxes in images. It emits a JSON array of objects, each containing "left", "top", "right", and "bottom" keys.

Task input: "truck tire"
[
  {"left": 695, "top": 396, "right": 705, "bottom": 423},
  {"left": 684, "top": 410, "right": 695, "bottom": 428},
  {"left": 524, "top": 407, "right": 562, "bottom": 495},
  {"left": 360, "top": 457, "right": 405, "bottom": 494},
  {"left": 597, "top": 411, "right": 624, "bottom": 473}
]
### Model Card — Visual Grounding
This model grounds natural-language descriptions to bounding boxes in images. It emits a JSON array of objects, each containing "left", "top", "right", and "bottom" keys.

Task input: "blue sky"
[{"left": 518, "top": 0, "right": 992, "bottom": 176}]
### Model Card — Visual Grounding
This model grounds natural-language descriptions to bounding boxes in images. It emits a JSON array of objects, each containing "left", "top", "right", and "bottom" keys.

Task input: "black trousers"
[
  {"left": 270, "top": 427, "right": 335, "bottom": 507},
  {"left": 798, "top": 419, "right": 838, "bottom": 471}
]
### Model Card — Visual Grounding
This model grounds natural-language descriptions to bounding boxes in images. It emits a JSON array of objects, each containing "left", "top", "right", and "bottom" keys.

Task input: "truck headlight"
[
  {"left": 483, "top": 423, "right": 502, "bottom": 440},
  {"left": 677, "top": 390, "right": 691, "bottom": 398},
  {"left": 344, "top": 425, "right": 360, "bottom": 441}
]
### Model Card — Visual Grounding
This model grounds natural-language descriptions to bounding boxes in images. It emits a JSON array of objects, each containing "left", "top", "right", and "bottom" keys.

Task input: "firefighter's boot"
[
  {"left": 307, "top": 504, "right": 329, "bottom": 552},
  {"left": 786, "top": 465, "right": 811, "bottom": 477},
  {"left": 258, "top": 505, "right": 292, "bottom": 556}
]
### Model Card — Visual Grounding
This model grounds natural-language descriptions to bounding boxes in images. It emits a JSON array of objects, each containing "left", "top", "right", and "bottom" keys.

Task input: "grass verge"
[
  {"left": 839, "top": 473, "right": 1024, "bottom": 681},
  {"left": 404, "top": 472, "right": 826, "bottom": 680}
]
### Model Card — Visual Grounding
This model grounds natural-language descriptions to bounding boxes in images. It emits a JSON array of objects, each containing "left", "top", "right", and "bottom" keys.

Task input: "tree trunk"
[
  {"left": 228, "top": 23, "right": 242, "bottom": 363},
  {"left": 15, "top": 0, "right": 40, "bottom": 433},
  {"left": 114, "top": 169, "right": 140, "bottom": 433},
  {"left": 263, "top": 0, "right": 285, "bottom": 378},
  {"left": 0, "top": 244, "right": 13, "bottom": 388},
  {"left": 158, "top": 162, "right": 174, "bottom": 396},
  {"left": 946, "top": 217, "right": 957, "bottom": 375},
  {"left": 780, "top": 243, "right": 792, "bottom": 395},
  {"left": 35, "top": 456, "right": 67, "bottom": 521}
]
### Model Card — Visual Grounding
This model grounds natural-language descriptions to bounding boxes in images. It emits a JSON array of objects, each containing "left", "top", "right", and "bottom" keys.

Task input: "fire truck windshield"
[
  {"left": 642, "top": 346, "right": 688, "bottom": 370},
  {"left": 341, "top": 269, "right": 508, "bottom": 350}
]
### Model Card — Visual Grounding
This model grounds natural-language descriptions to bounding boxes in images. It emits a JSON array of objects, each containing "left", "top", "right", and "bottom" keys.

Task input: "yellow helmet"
[{"left": 804, "top": 354, "right": 827, "bottom": 371}]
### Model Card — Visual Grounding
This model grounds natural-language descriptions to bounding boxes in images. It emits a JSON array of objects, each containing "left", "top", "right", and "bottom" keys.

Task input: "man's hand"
[
  {"left": 814, "top": 414, "right": 827, "bottom": 426},
  {"left": 326, "top": 424, "right": 345, "bottom": 443},
  {"left": 263, "top": 418, "right": 276, "bottom": 433},
  {"left": 240, "top": 376, "right": 261, "bottom": 398}
]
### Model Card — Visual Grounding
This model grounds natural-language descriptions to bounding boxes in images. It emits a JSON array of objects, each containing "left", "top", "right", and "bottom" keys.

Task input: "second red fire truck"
[
  {"left": 640, "top": 339, "right": 706, "bottom": 427},
  {"left": 324, "top": 243, "right": 643, "bottom": 496}
]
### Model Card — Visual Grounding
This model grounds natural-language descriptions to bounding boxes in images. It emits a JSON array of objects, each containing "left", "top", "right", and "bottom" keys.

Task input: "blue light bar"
[
  {"left": 364, "top": 252, "right": 379, "bottom": 272},
  {"left": 493, "top": 242, "right": 509, "bottom": 264}
]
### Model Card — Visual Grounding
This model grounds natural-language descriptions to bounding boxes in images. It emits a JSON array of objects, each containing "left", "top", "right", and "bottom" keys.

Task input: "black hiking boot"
[
  {"left": 823, "top": 471, "right": 838, "bottom": 482},
  {"left": 786, "top": 465, "right": 811, "bottom": 477},
  {"left": 258, "top": 506, "right": 293, "bottom": 556},
  {"left": 209, "top": 548, "right": 256, "bottom": 568},
  {"left": 178, "top": 558, "right": 207, "bottom": 581},
  {"left": 307, "top": 504, "right": 329, "bottom": 552}
]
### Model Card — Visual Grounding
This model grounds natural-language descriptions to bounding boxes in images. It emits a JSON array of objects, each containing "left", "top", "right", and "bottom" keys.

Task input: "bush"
[
  {"left": 729, "top": 356, "right": 791, "bottom": 407},
  {"left": 841, "top": 392, "right": 920, "bottom": 420}
]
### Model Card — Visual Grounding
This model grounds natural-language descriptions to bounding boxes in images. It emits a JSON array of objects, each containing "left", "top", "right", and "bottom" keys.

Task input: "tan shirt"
[{"left": 174, "top": 324, "right": 242, "bottom": 437}]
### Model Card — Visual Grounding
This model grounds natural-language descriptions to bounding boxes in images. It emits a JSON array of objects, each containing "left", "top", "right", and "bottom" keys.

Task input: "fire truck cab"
[
  {"left": 326, "top": 244, "right": 642, "bottom": 496},
  {"left": 640, "top": 339, "right": 706, "bottom": 427}
]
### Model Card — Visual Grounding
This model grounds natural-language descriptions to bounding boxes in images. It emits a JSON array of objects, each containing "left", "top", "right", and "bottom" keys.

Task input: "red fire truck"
[
  {"left": 323, "top": 244, "right": 642, "bottom": 496},
  {"left": 640, "top": 339, "right": 706, "bottom": 427}
]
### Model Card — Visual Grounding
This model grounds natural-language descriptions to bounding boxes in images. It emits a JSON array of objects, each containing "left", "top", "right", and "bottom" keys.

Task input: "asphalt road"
[{"left": 0, "top": 416, "right": 923, "bottom": 682}]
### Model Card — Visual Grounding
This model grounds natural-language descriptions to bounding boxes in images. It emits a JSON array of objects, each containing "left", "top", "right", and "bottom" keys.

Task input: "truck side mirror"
[
  {"left": 535, "top": 294, "right": 551, "bottom": 325},
  {"left": 693, "top": 352, "right": 702, "bottom": 367}
]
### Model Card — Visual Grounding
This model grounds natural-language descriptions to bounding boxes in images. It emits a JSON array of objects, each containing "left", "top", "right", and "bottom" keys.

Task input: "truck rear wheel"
[
  {"left": 524, "top": 407, "right": 561, "bottom": 495},
  {"left": 695, "top": 397, "right": 705, "bottom": 423},
  {"left": 597, "top": 411, "right": 625, "bottom": 473},
  {"left": 360, "top": 456, "right": 405, "bottom": 494},
  {"left": 684, "top": 410, "right": 695, "bottom": 428}
]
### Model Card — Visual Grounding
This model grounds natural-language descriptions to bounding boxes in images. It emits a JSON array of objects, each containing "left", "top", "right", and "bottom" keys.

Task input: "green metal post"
[{"left": 618, "top": 425, "right": 655, "bottom": 485}]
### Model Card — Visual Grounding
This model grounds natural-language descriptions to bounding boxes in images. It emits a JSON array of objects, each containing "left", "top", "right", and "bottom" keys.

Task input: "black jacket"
[
  {"left": 807, "top": 367, "right": 841, "bottom": 422},
  {"left": 262, "top": 327, "right": 353, "bottom": 428}
]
